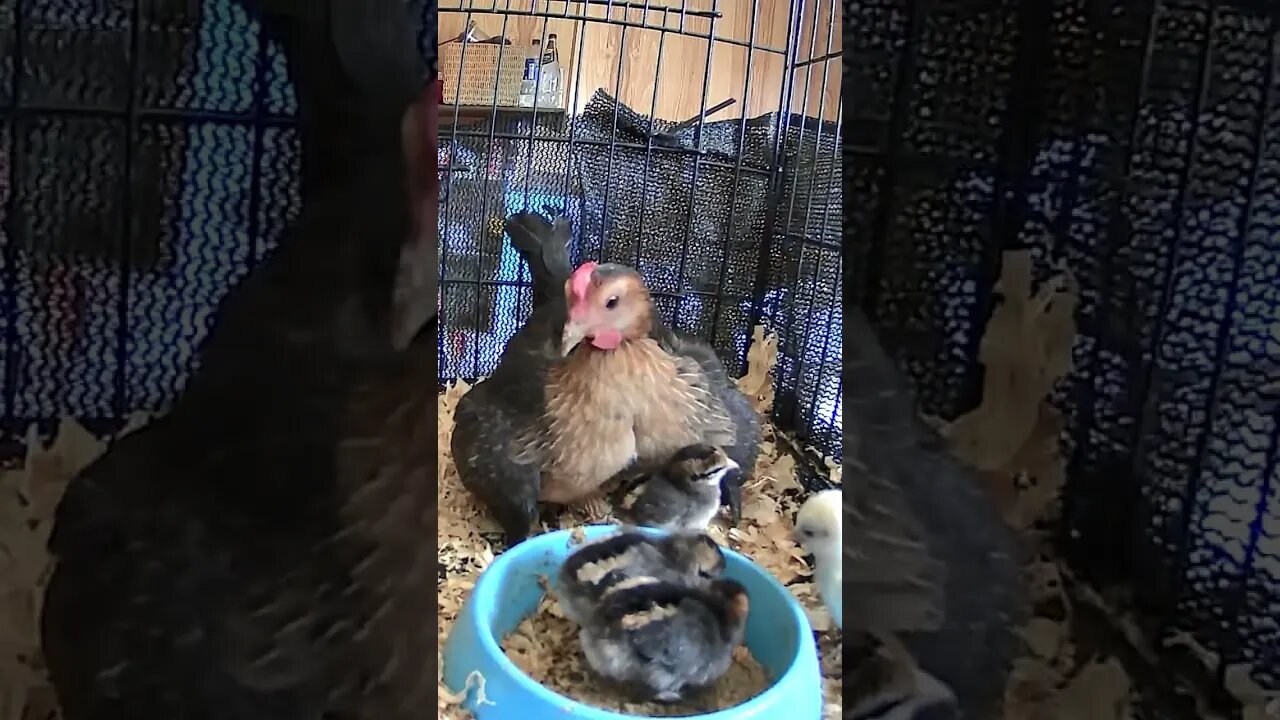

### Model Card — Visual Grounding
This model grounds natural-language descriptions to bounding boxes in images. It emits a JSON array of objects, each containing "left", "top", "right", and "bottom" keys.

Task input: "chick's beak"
[{"left": 715, "top": 458, "right": 740, "bottom": 485}]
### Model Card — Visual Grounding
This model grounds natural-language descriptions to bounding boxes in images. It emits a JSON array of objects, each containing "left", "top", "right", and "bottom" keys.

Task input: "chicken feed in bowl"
[{"left": 437, "top": 327, "right": 844, "bottom": 720}]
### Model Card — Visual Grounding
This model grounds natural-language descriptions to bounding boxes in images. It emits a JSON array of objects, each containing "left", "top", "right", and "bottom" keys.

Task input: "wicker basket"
[{"left": 440, "top": 41, "right": 529, "bottom": 107}]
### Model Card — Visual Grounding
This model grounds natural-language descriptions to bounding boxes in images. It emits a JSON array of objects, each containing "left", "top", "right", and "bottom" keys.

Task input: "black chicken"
[
  {"left": 39, "top": 2, "right": 439, "bottom": 718},
  {"left": 452, "top": 212, "right": 760, "bottom": 546},
  {"left": 843, "top": 308, "right": 1027, "bottom": 719}
]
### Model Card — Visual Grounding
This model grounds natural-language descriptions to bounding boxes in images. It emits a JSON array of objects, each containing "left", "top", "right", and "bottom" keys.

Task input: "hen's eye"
[{"left": 605, "top": 296, "right": 620, "bottom": 310}]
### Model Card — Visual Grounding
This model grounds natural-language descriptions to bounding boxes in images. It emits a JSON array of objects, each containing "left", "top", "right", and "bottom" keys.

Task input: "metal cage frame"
[
  {"left": 849, "top": 0, "right": 1280, "bottom": 704},
  {"left": 437, "top": 0, "right": 845, "bottom": 465}
]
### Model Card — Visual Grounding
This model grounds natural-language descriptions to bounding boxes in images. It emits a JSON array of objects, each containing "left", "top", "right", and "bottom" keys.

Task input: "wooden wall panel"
[
  {"left": 440, "top": 0, "right": 840, "bottom": 122},
  {"left": 790, "top": 0, "right": 842, "bottom": 121}
]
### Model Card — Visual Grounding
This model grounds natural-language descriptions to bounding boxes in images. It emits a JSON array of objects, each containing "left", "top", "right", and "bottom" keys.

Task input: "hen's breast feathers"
[{"left": 528, "top": 338, "right": 734, "bottom": 504}]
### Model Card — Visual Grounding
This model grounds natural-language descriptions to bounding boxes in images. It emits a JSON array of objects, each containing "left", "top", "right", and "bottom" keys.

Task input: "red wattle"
[{"left": 590, "top": 328, "right": 623, "bottom": 350}]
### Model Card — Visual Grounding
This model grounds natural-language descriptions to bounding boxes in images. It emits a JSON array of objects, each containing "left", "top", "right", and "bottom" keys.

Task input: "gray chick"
[
  {"left": 557, "top": 530, "right": 725, "bottom": 626},
  {"left": 614, "top": 444, "right": 741, "bottom": 532},
  {"left": 579, "top": 578, "right": 750, "bottom": 703}
]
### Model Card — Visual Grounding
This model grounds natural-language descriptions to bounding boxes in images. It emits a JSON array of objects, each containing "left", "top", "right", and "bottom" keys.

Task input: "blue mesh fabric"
[
  {"left": 0, "top": 0, "right": 435, "bottom": 455},
  {"left": 848, "top": 0, "right": 1279, "bottom": 694},
  {"left": 0, "top": 0, "right": 298, "bottom": 433}
]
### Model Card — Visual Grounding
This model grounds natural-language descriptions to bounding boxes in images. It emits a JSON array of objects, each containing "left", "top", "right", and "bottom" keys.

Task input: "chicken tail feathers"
[{"left": 505, "top": 212, "right": 574, "bottom": 307}]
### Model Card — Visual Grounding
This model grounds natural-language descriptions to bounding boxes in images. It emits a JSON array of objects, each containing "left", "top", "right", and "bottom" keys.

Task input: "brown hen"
[
  {"left": 536, "top": 264, "right": 736, "bottom": 503},
  {"left": 452, "top": 215, "right": 760, "bottom": 546}
]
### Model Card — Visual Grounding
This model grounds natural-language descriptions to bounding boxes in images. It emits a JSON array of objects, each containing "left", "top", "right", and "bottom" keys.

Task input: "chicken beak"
[
  {"left": 560, "top": 320, "right": 588, "bottom": 357},
  {"left": 716, "top": 458, "right": 740, "bottom": 485}
]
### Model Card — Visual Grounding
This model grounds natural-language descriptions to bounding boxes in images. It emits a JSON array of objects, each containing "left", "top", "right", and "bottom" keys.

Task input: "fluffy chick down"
[
  {"left": 614, "top": 444, "right": 740, "bottom": 532},
  {"left": 557, "top": 530, "right": 725, "bottom": 626},
  {"left": 795, "top": 489, "right": 843, "bottom": 629},
  {"left": 579, "top": 578, "right": 750, "bottom": 703}
]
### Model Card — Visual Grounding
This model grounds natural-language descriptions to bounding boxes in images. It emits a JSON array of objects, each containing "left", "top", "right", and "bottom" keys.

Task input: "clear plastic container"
[
  {"left": 516, "top": 40, "right": 541, "bottom": 108},
  {"left": 537, "top": 34, "right": 562, "bottom": 108}
]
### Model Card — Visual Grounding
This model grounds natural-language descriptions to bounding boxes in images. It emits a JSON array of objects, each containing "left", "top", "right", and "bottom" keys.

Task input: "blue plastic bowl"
[{"left": 442, "top": 525, "right": 823, "bottom": 719}]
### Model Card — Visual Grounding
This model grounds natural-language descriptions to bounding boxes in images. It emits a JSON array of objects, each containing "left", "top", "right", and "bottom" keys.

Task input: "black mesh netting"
[
  {"left": 0, "top": 0, "right": 436, "bottom": 457},
  {"left": 848, "top": 0, "right": 1279, "bottom": 693},
  {"left": 439, "top": 89, "right": 843, "bottom": 460}
]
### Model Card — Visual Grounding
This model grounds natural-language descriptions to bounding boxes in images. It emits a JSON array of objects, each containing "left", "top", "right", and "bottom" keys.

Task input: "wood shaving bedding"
[
  {"left": 1, "top": 414, "right": 152, "bottom": 720},
  {"left": 945, "top": 253, "right": 1239, "bottom": 720},
  {"left": 937, "top": 252, "right": 1129, "bottom": 720}
]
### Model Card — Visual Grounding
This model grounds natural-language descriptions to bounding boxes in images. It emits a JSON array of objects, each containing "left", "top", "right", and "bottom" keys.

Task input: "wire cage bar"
[
  {"left": 437, "top": 0, "right": 844, "bottom": 464},
  {"left": 848, "top": 0, "right": 1280, "bottom": 700},
  {"left": 0, "top": 0, "right": 436, "bottom": 461}
]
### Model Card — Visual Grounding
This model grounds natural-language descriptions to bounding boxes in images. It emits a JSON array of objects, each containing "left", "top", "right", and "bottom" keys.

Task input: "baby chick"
[
  {"left": 795, "top": 489, "right": 843, "bottom": 629},
  {"left": 579, "top": 578, "right": 750, "bottom": 703},
  {"left": 557, "top": 530, "right": 725, "bottom": 625},
  {"left": 614, "top": 444, "right": 740, "bottom": 532}
]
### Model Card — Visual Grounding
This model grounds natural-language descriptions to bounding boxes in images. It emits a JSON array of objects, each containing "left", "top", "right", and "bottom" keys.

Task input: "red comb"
[{"left": 569, "top": 262, "right": 597, "bottom": 303}]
